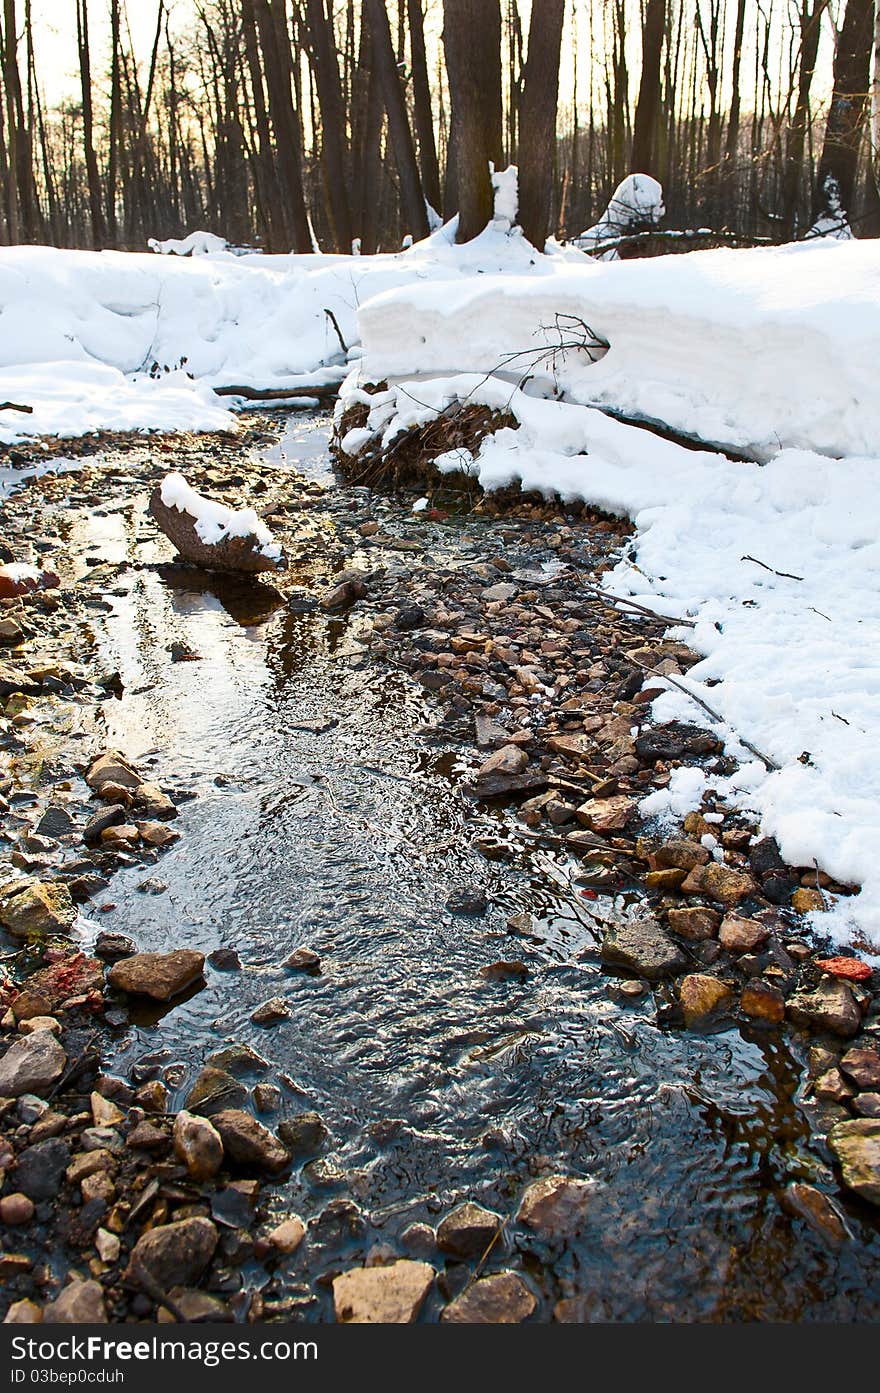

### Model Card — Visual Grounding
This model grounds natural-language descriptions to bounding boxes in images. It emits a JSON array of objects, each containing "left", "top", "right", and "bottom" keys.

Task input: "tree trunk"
[
  {"left": 814, "top": 0, "right": 874, "bottom": 223},
  {"left": 631, "top": 0, "right": 666, "bottom": 175},
  {"left": 363, "top": 0, "right": 428, "bottom": 242},
  {"left": 408, "top": 0, "right": 441, "bottom": 213},
  {"left": 241, "top": 0, "right": 288, "bottom": 249},
  {"left": 252, "top": 0, "right": 311, "bottom": 251},
  {"left": 783, "top": 2, "right": 827, "bottom": 235},
  {"left": 723, "top": 0, "right": 748, "bottom": 164},
  {"left": 76, "top": 0, "right": 107, "bottom": 247},
  {"left": 2, "top": 0, "right": 21, "bottom": 241},
  {"left": 443, "top": 0, "right": 501, "bottom": 241},
  {"left": 517, "top": 0, "right": 565, "bottom": 249},
  {"left": 303, "top": 0, "right": 352, "bottom": 251}
]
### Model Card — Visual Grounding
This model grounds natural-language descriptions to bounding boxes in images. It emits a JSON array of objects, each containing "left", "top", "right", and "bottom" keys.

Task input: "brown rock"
[
  {"left": 740, "top": 979, "right": 786, "bottom": 1024},
  {"left": 517, "top": 1175, "right": 592, "bottom": 1236},
  {"left": 332, "top": 1260, "right": 434, "bottom": 1324},
  {"left": 266, "top": 1217, "right": 306, "bottom": 1255},
  {"left": 211, "top": 1109, "right": 290, "bottom": 1174},
  {"left": 654, "top": 839, "right": 711, "bottom": 872},
  {"left": 787, "top": 980, "right": 861, "bottom": 1038},
  {"left": 43, "top": 1281, "right": 107, "bottom": 1323},
  {"left": 667, "top": 907, "right": 720, "bottom": 941},
  {"left": 0, "top": 1193, "right": 34, "bottom": 1225},
  {"left": 718, "top": 913, "right": 770, "bottom": 953},
  {"left": 3, "top": 1299, "right": 43, "bottom": 1323},
  {"left": 126, "top": 1217, "right": 219, "bottom": 1290},
  {"left": 173, "top": 1110, "right": 224, "bottom": 1181},
  {"left": 780, "top": 1183, "right": 848, "bottom": 1246},
  {"left": 840, "top": 1048, "right": 880, "bottom": 1091},
  {"left": 436, "top": 1202, "right": 503, "bottom": 1258},
  {"left": 828, "top": 1119, "right": 880, "bottom": 1205},
  {"left": 601, "top": 917, "right": 687, "bottom": 981},
  {"left": 576, "top": 795, "right": 635, "bottom": 834},
  {"left": 442, "top": 1271, "right": 536, "bottom": 1323},
  {"left": 680, "top": 863, "right": 757, "bottom": 905},
  {"left": 0, "top": 880, "right": 76, "bottom": 938},
  {"left": 476, "top": 744, "right": 529, "bottom": 778},
  {"left": 149, "top": 484, "right": 285, "bottom": 574},
  {"left": 679, "top": 974, "right": 732, "bottom": 1027},
  {"left": 0, "top": 1033, "right": 66, "bottom": 1097},
  {"left": 792, "top": 887, "right": 826, "bottom": 913},
  {"left": 108, "top": 949, "right": 205, "bottom": 1002},
  {"left": 85, "top": 751, "right": 141, "bottom": 793}
]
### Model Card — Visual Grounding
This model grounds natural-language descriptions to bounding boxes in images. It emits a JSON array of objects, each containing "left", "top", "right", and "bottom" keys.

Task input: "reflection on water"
[{"left": 65, "top": 421, "right": 880, "bottom": 1322}]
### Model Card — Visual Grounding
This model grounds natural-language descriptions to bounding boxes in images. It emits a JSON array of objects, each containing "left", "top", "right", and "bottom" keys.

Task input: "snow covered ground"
[{"left": 2, "top": 221, "right": 879, "bottom": 949}]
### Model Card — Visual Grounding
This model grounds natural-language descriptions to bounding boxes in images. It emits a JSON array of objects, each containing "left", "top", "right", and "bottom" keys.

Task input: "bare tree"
[
  {"left": 303, "top": 0, "right": 352, "bottom": 252},
  {"left": 517, "top": 0, "right": 565, "bottom": 248},
  {"left": 443, "top": 0, "right": 501, "bottom": 241},
  {"left": 631, "top": 0, "right": 666, "bottom": 175},
  {"left": 814, "top": 0, "right": 875, "bottom": 223},
  {"left": 363, "top": 0, "right": 429, "bottom": 241}
]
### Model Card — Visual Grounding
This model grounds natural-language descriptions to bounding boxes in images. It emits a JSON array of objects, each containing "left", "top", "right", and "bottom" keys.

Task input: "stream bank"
[{"left": 0, "top": 411, "right": 879, "bottom": 1323}]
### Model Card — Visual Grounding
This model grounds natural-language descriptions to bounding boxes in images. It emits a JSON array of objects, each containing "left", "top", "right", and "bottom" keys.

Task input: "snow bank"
[
  {"left": 159, "top": 470, "right": 282, "bottom": 561},
  {"left": 0, "top": 224, "right": 562, "bottom": 443}
]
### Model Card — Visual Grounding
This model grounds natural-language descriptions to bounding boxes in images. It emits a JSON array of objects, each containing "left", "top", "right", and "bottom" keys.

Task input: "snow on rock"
[
  {"left": 148, "top": 230, "right": 230, "bottom": 256},
  {"left": 149, "top": 470, "right": 285, "bottom": 573},
  {"left": 573, "top": 173, "right": 666, "bottom": 258}
]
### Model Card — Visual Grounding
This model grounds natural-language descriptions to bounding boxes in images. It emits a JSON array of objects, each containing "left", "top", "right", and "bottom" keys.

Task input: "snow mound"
[{"left": 148, "top": 230, "right": 230, "bottom": 257}]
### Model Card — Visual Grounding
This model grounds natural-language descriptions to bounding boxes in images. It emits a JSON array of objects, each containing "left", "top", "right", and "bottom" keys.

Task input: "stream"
[{"left": 14, "top": 412, "right": 880, "bottom": 1321}]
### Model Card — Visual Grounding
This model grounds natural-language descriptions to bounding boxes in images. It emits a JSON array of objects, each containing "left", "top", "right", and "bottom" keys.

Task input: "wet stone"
[
  {"left": 0, "top": 1033, "right": 66, "bottom": 1097},
  {"left": 828, "top": 1120, "right": 880, "bottom": 1206},
  {"left": 14, "top": 1138, "right": 70, "bottom": 1200},
  {"left": 517, "top": 1175, "right": 593, "bottom": 1237},
  {"left": 600, "top": 917, "right": 687, "bottom": 981},
  {"left": 108, "top": 949, "right": 205, "bottom": 1002},
  {"left": 277, "top": 1111, "right": 328, "bottom": 1155},
  {"left": 211, "top": 1109, "right": 290, "bottom": 1175},
  {"left": 126, "top": 1216, "right": 219, "bottom": 1290},
  {"left": 94, "top": 930, "right": 136, "bottom": 962},
  {"left": 840, "top": 1047, "right": 880, "bottom": 1091},
  {"left": 185, "top": 1067, "right": 248, "bottom": 1117},
  {"left": 437, "top": 1202, "right": 503, "bottom": 1258},
  {"left": 781, "top": 1184, "right": 848, "bottom": 1246},
  {"left": 787, "top": 980, "right": 861, "bottom": 1039},
  {"left": 333, "top": 1260, "right": 434, "bottom": 1324},
  {"left": 442, "top": 1271, "right": 536, "bottom": 1324}
]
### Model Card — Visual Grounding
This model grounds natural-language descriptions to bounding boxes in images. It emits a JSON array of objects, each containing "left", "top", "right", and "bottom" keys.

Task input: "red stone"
[
  {"left": 815, "top": 956, "right": 872, "bottom": 983},
  {"left": 0, "top": 566, "right": 59, "bottom": 599}
]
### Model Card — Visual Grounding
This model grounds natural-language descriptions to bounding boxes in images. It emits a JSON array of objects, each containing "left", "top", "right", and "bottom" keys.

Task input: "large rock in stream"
[
  {"left": 149, "top": 475, "right": 286, "bottom": 575},
  {"left": 600, "top": 916, "right": 687, "bottom": 981},
  {"left": 108, "top": 950, "right": 205, "bottom": 1002}
]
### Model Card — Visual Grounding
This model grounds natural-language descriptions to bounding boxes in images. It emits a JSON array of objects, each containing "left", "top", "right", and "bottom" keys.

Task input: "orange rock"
[{"left": 815, "top": 956, "right": 872, "bottom": 983}]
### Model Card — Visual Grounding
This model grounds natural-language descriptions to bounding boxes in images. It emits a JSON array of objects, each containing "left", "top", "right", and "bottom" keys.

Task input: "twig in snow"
[
  {"left": 575, "top": 576, "right": 696, "bottom": 629},
  {"left": 0, "top": 401, "right": 33, "bottom": 414},
  {"left": 741, "top": 554, "right": 804, "bottom": 581},
  {"left": 627, "top": 654, "right": 781, "bottom": 771},
  {"left": 323, "top": 307, "right": 349, "bottom": 355},
  {"left": 813, "top": 858, "right": 829, "bottom": 910},
  {"left": 809, "top": 607, "right": 832, "bottom": 622}
]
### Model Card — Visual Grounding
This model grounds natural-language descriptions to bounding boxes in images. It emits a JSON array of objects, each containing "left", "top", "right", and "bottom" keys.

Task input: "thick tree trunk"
[
  {"left": 2, "top": 0, "right": 21, "bottom": 241},
  {"left": 76, "top": 0, "right": 107, "bottom": 247},
  {"left": 304, "top": 0, "right": 353, "bottom": 252},
  {"left": 363, "top": 0, "right": 429, "bottom": 243},
  {"left": 517, "top": 0, "right": 565, "bottom": 249},
  {"left": 631, "top": 0, "right": 665, "bottom": 176},
  {"left": 814, "top": 0, "right": 874, "bottom": 223},
  {"left": 241, "top": 0, "right": 288, "bottom": 249},
  {"left": 252, "top": 0, "right": 312, "bottom": 251},
  {"left": 783, "top": 2, "right": 827, "bottom": 235},
  {"left": 408, "top": 0, "right": 441, "bottom": 213},
  {"left": 443, "top": 0, "right": 501, "bottom": 241}
]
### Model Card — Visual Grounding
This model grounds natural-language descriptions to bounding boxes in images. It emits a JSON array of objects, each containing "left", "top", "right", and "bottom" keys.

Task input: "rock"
[
  {"left": 85, "top": 751, "right": 141, "bottom": 793},
  {"left": 332, "top": 1260, "right": 434, "bottom": 1324},
  {"left": 137, "top": 821, "right": 179, "bottom": 848},
  {"left": 436, "top": 1201, "right": 503, "bottom": 1258},
  {"left": 667, "top": 907, "right": 720, "bottom": 941},
  {"left": 266, "top": 1217, "right": 305, "bottom": 1255},
  {"left": 173, "top": 1110, "right": 224, "bottom": 1180},
  {"left": 635, "top": 722, "right": 721, "bottom": 761},
  {"left": 828, "top": 1119, "right": 880, "bottom": 1205},
  {"left": 14, "top": 1138, "right": 70, "bottom": 1200},
  {"left": 446, "top": 888, "right": 487, "bottom": 916},
  {"left": 149, "top": 483, "right": 285, "bottom": 574},
  {"left": 740, "top": 979, "right": 786, "bottom": 1024},
  {"left": 43, "top": 1281, "right": 107, "bottom": 1324},
  {"left": 320, "top": 577, "right": 366, "bottom": 610},
  {"left": 135, "top": 1080, "right": 169, "bottom": 1112},
  {"left": 185, "top": 1067, "right": 248, "bottom": 1116},
  {"left": 19, "top": 953, "right": 104, "bottom": 1012},
  {"left": 482, "top": 582, "right": 518, "bottom": 602},
  {"left": 480, "top": 960, "right": 528, "bottom": 982},
  {"left": 36, "top": 806, "right": 73, "bottom": 838},
  {"left": 277, "top": 1112, "right": 328, "bottom": 1155},
  {"left": 792, "top": 887, "right": 826, "bottom": 913},
  {"left": 654, "top": 839, "right": 710, "bottom": 871},
  {"left": 780, "top": 1183, "right": 848, "bottom": 1246},
  {"left": 442, "top": 1271, "right": 536, "bottom": 1324},
  {"left": 250, "top": 996, "right": 290, "bottom": 1024},
  {"left": 600, "top": 917, "right": 687, "bottom": 981},
  {"left": 19, "top": 1016, "right": 61, "bottom": 1037},
  {"left": 205, "top": 1043, "right": 268, "bottom": 1075},
  {"left": 156, "top": 1289, "right": 232, "bottom": 1324},
  {"left": 853, "top": 1093, "right": 880, "bottom": 1118},
  {"left": 90, "top": 1092, "right": 124, "bottom": 1126},
  {"left": 101, "top": 824, "right": 140, "bottom": 849},
  {"left": 127, "top": 1121, "right": 169, "bottom": 1153},
  {"left": 814, "top": 1068, "right": 853, "bottom": 1103},
  {"left": 476, "top": 744, "right": 528, "bottom": 778},
  {"left": 679, "top": 974, "right": 732, "bottom": 1027},
  {"left": 207, "top": 948, "right": 241, "bottom": 971},
  {"left": 108, "top": 949, "right": 205, "bottom": 1001},
  {"left": 576, "top": 795, "right": 635, "bottom": 833},
  {"left": 718, "top": 913, "right": 770, "bottom": 953},
  {"left": 283, "top": 946, "right": 321, "bottom": 974},
  {"left": 0, "top": 880, "right": 76, "bottom": 938},
  {"left": 126, "top": 1216, "right": 219, "bottom": 1290},
  {"left": 680, "top": 863, "right": 757, "bottom": 905},
  {"left": 787, "top": 980, "right": 861, "bottom": 1038},
  {"left": 841, "top": 1048, "right": 880, "bottom": 1090},
  {"left": 95, "top": 1228, "right": 120, "bottom": 1263},
  {"left": 0, "top": 1254, "right": 32, "bottom": 1278},
  {"left": 816, "top": 957, "right": 872, "bottom": 983},
  {"left": 469, "top": 771, "right": 549, "bottom": 800},
  {"left": 0, "top": 1193, "right": 34, "bottom": 1225},
  {"left": 517, "top": 1175, "right": 593, "bottom": 1236},
  {"left": 67, "top": 1149, "right": 116, "bottom": 1186},
  {"left": 645, "top": 868, "right": 688, "bottom": 891},
  {"left": 4, "top": 1299, "right": 43, "bottom": 1323},
  {"left": 474, "top": 714, "right": 511, "bottom": 748},
  {"left": 0, "top": 1033, "right": 66, "bottom": 1097},
  {"left": 133, "top": 783, "right": 178, "bottom": 820},
  {"left": 211, "top": 1109, "right": 290, "bottom": 1174},
  {"left": 400, "top": 1223, "right": 436, "bottom": 1258},
  {"left": 94, "top": 930, "right": 136, "bottom": 962},
  {"left": 83, "top": 806, "right": 127, "bottom": 845}
]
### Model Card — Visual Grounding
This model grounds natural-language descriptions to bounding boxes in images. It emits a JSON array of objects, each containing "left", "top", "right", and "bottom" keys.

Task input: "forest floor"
[{"left": 0, "top": 411, "right": 879, "bottom": 1324}]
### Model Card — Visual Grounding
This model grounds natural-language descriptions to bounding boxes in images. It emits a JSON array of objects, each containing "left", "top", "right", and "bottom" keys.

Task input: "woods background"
[{"left": 1, "top": 0, "right": 878, "bottom": 255}]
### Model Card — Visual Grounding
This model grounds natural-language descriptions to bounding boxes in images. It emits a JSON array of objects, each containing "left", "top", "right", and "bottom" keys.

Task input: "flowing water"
[{"left": 38, "top": 416, "right": 880, "bottom": 1320}]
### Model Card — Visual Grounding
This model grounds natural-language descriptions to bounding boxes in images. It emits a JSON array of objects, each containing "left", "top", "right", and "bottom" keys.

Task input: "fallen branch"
[
  {"left": 323, "top": 307, "right": 349, "bottom": 355},
  {"left": 0, "top": 401, "right": 33, "bottom": 414},
  {"left": 627, "top": 654, "right": 780, "bottom": 771},
  {"left": 574, "top": 574, "right": 696, "bottom": 628},
  {"left": 742, "top": 554, "right": 804, "bottom": 581},
  {"left": 213, "top": 382, "right": 339, "bottom": 402}
]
